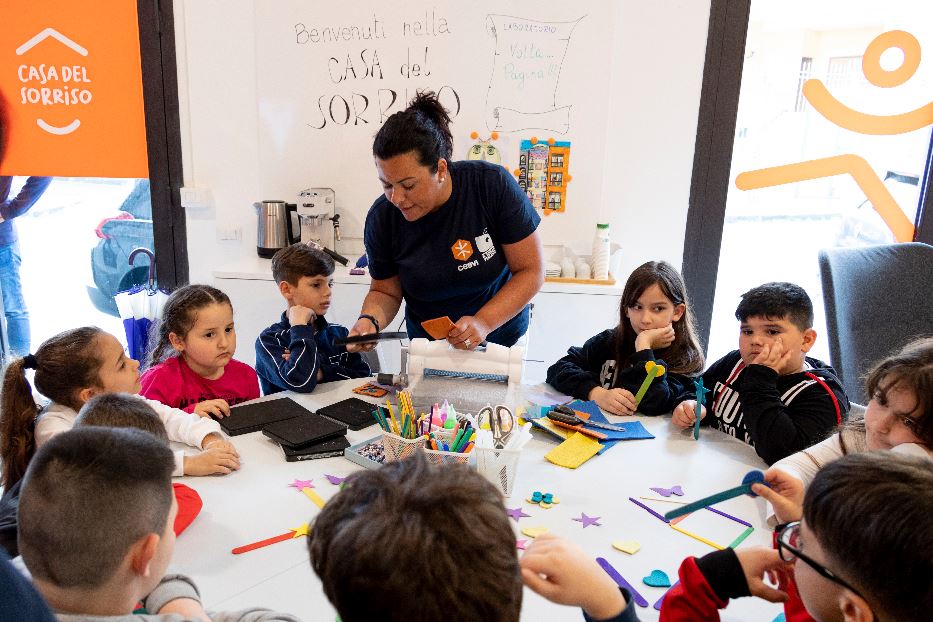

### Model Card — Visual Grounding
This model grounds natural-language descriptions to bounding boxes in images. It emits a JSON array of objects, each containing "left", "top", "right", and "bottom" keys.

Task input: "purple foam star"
[
  {"left": 572, "top": 513, "right": 602, "bottom": 528},
  {"left": 324, "top": 474, "right": 346, "bottom": 486},
  {"left": 506, "top": 507, "right": 532, "bottom": 522},
  {"left": 289, "top": 479, "right": 314, "bottom": 490}
]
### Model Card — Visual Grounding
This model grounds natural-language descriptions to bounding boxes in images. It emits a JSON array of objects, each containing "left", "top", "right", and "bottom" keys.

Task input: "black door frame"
[
  {"left": 682, "top": 0, "right": 933, "bottom": 353},
  {"left": 137, "top": 0, "right": 188, "bottom": 289}
]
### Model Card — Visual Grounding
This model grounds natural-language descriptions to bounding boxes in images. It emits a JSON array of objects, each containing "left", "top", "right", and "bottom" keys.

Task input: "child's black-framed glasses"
[{"left": 776, "top": 521, "right": 865, "bottom": 599}]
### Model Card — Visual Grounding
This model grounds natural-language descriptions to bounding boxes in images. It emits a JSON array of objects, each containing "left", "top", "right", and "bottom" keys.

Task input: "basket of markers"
[
  {"left": 371, "top": 392, "right": 424, "bottom": 462},
  {"left": 423, "top": 414, "right": 476, "bottom": 466}
]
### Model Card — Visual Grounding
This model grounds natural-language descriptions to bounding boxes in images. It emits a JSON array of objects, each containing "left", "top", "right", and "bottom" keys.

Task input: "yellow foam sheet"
[{"left": 544, "top": 431, "right": 603, "bottom": 469}]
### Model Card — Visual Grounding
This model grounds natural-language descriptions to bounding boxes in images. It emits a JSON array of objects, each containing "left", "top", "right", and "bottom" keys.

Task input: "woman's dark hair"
[
  {"left": 373, "top": 91, "right": 453, "bottom": 172},
  {"left": 147, "top": 284, "right": 232, "bottom": 369},
  {"left": 0, "top": 327, "right": 106, "bottom": 488},
  {"left": 612, "top": 261, "right": 704, "bottom": 376}
]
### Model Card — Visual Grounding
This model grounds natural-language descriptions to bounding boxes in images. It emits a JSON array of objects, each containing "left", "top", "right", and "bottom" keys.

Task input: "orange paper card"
[{"left": 421, "top": 316, "right": 455, "bottom": 340}]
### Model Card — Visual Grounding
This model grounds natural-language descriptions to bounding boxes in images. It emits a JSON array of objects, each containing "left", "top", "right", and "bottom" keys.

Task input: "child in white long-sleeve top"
[
  {"left": 0, "top": 327, "right": 239, "bottom": 491},
  {"left": 255, "top": 243, "right": 370, "bottom": 395}
]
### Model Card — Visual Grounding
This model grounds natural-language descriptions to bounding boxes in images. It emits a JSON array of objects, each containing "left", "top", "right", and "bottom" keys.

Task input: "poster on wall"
[{"left": 0, "top": 0, "right": 148, "bottom": 177}]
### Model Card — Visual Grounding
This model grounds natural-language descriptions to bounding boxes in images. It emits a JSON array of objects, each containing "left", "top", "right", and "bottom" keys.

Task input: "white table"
[{"left": 171, "top": 380, "right": 784, "bottom": 622}]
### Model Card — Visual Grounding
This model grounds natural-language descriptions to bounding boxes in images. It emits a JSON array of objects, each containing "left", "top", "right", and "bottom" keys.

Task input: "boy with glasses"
[{"left": 659, "top": 452, "right": 933, "bottom": 621}]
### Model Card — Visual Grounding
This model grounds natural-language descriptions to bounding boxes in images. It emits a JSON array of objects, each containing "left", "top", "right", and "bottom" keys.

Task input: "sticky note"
[{"left": 544, "top": 432, "right": 603, "bottom": 469}]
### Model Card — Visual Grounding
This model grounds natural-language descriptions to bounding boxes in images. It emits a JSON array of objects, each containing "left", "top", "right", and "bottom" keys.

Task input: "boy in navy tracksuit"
[{"left": 255, "top": 244, "right": 370, "bottom": 394}]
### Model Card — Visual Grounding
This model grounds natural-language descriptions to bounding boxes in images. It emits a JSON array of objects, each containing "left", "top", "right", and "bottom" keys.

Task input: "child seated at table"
[
  {"left": 255, "top": 243, "right": 370, "bottom": 395},
  {"left": 660, "top": 452, "right": 933, "bottom": 621},
  {"left": 547, "top": 261, "right": 704, "bottom": 416},
  {"left": 18, "top": 427, "right": 300, "bottom": 622},
  {"left": 763, "top": 336, "right": 932, "bottom": 525},
  {"left": 308, "top": 453, "right": 637, "bottom": 622},
  {"left": 74, "top": 394, "right": 204, "bottom": 536},
  {"left": 672, "top": 282, "right": 849, "bottom": 464},
  {"left": 141, "top": 284, "right": 260, "bottom": 416}
]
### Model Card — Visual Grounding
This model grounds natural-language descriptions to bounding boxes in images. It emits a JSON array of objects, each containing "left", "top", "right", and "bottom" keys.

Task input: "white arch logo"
[{"left": 16, "top": 27, "right": 89, "bottom": 136}]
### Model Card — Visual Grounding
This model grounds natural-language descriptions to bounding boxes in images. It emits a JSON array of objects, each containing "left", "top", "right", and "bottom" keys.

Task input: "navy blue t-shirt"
[{"left": 364, "top": 160, "right": 540, "bottom": 345}]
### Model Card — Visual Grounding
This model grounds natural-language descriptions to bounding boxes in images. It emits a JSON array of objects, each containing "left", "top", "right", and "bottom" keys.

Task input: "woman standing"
[{"left": 349, "top": 92, "right": 544, "bottom": 350}]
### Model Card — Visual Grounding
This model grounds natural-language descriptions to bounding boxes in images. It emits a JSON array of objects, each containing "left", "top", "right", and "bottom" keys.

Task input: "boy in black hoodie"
[{"left": 672, "top": 282, "right": 848, "bottom": 464}]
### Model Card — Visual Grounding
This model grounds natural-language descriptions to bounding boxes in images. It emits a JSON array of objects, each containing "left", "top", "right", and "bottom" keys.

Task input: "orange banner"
[{"left": 0, "top": 0, "right": 148, "bottom": 177}]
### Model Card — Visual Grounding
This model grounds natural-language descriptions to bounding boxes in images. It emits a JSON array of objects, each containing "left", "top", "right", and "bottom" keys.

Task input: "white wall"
[{"left": 174, "top": 0, "right": 711, "bottom": 284}]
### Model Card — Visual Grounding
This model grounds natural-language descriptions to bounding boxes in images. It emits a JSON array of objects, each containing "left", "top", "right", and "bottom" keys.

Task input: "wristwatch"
[{"left": 358, "top": 313, "right": 380, "bottom": 332}]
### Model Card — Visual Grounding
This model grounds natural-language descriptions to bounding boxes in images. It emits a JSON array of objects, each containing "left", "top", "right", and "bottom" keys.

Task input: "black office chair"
[{"left": 819, "top": 242, "right": 933, "bottom": 404}]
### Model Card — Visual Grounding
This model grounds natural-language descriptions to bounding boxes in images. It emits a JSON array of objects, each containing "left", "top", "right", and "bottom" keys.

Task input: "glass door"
[{"left": 706, "top": 1, "right": 933, "bottom": 361}]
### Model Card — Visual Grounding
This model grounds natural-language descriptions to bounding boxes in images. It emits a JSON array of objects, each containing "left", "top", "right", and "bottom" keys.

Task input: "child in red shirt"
[{"left": 141, "top": 284, "right": 260, "bottom": 416}]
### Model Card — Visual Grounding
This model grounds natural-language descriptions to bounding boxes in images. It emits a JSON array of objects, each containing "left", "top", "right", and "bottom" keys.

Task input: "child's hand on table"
[
  {"left": 185, "top": 435, "right": 240, "bottom": 476},
  {"left": 521, "top": 534, "right": 628, "bottom": 620},
  {"left": 753, "top": 469, "right": 805, "bottom": 523},
  {"left": 635, "top": 325, "right": 676, "bottom": 351},
  {"left": 672, "top": 400, "right": 705, "bottom": 428},
  {"left": 588, "top": 386, "right": 637, "bottom": 416},
  {"left": 194, "top": 399, "right": 231, "bottom": 419}
]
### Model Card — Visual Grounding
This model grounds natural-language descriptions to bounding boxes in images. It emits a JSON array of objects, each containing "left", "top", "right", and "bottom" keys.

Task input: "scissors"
[
  {"left": 478, "top": 405, "right": 515, "bottom": 449},
  {"left": 550, "top": 404, "right": 626, "bottom": 433}
]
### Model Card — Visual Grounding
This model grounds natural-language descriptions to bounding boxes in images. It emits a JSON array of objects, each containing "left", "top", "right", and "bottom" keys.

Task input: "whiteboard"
[{"left": 254, "top": 0, "right": 616, "bottom": 248}]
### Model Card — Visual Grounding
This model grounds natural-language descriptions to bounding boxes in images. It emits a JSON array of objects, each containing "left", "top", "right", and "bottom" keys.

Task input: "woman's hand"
[
  {"left": 345, "top": 318, "right": 378, "bottom": 353},
  {"left": 448, "top": 315, "right": 492, "bottom": 350}
]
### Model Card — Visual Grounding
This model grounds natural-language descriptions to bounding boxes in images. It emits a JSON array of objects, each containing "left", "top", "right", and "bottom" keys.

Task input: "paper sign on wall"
[{"left": 0, "top": 0, "right": 149, "bottom": 177}]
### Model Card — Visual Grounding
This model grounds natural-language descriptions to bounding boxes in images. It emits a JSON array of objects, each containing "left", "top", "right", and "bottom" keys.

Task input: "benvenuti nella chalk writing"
[{"left": 295, "top": 16, "right": 387, "bottom": 45}]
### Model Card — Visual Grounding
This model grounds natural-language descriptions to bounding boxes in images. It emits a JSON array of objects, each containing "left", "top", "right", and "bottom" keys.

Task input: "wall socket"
[
  {"left": 217, "top": 226, "right": 242, "bottom": 241},
  {"left": 180, "top": 186, "right": 212, "bottom": 209}
]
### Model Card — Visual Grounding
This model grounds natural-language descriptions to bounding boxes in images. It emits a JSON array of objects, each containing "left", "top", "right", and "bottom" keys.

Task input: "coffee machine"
[{"left": 296, "top": 187, "right": 348, "bottom": 265}]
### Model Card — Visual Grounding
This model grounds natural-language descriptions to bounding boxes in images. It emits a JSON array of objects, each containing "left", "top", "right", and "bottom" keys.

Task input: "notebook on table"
[
  {"left": 280, "top": 436, "right": 351, "bottom": 462},
  {"left": 262, "top": 412, "right": 347, "bottom": 449},
  {"left": 214, "top": 396, "right": 312, "bottom": 436},
  {"left": 316, "top": 397, "right": 382, "bottom": 431}
]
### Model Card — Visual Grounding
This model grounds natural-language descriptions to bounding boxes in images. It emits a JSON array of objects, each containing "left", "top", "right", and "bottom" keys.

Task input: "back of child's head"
[
  {"left": 75, "top": 394, "right": 168, "bottom": 443},
  {"left": 147, "top": 283, "right": 231, "bottom": 368},
  {"left": 803, "top": 452, "right": 933, "bottom": 621},
  {"left": 615, "top": 260, "right": 704, "bottom": 375},
  {"left": 271, "top": 243, "right": 335, "bottom": 286},
  {"left": 865, "top": 336, "right": 933, "bottom": 446},
  {"left": 735, "top": 282, "right": 813, "bottom": 331},
  {"left": 0, "top": 326, "right": 105, "bottom": 489},
  {"left": 18, "top": 426, "right": 174, "bottom": 589},
  {"left": 308, "top": 454, "right": 522, "bottom": 622}
]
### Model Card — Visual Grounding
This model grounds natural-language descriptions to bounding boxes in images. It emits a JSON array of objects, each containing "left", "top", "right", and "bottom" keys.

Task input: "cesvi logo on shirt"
[{"left": 451, "top": 239, "right": 479, "bottom": 271}]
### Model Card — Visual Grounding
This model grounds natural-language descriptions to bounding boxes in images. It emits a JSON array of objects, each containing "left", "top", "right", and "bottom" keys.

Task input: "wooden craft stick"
[
  {"left": 232, "top": 524, "right": 309, "bottom": 555},
  {"left": 634, "top": 362, "right": 666, "bottom": 405},
  {"left": 669, "top": 522, "right": 725, "bottom": 550},
  {"left": 638, "top": 496, "right": 688, "bottom": 505},
  {"left": 596, "top": 557, "right": 649, "bottom": 608},
  {"left": 728, "top": 526, "right": 755, "bottom": 549},
  {"left": 300, "top": 487, "right": 327, "bottom": 509},
  {"left": 663, "top": 472, "right": 765, "bottom": 521}
]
